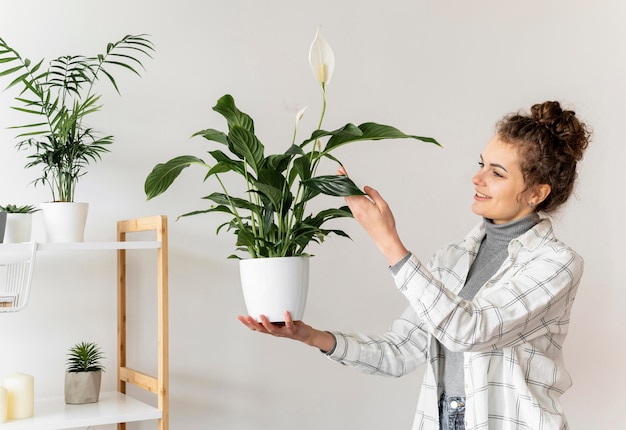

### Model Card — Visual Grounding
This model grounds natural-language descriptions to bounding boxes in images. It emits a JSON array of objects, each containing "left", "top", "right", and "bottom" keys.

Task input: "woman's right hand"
[
  {"left": 237, "top": 311, "right": 336, "bottom": 353},
  {"left": 337, "top": 167, "right": 409, "bottom": 266}
]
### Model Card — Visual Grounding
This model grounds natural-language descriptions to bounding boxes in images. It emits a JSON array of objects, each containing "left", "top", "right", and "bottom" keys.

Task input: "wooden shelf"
[
  {"left": 0, "top": 391, "right": 161, "bottom": 429},
  {"left": 0, "top": 216, "right": 169, "bottom": 429}
]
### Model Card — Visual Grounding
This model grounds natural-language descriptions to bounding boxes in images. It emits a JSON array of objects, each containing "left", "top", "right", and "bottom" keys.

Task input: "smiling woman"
[
  {"left": 471, "top": 135, "right": 551, "bottom": 224},
  {"left": 239, "top": 100, "right": 592, "bottom": 430}
]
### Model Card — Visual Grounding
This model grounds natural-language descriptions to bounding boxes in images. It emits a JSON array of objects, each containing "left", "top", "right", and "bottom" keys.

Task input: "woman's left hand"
[{"left": 238, "top": 312, "right": 336, "bottom": 352}]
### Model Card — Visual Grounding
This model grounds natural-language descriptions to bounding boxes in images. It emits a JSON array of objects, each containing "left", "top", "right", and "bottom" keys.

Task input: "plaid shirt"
[{"left": 327, "top": 218, "right": 582, "bottom": 430}]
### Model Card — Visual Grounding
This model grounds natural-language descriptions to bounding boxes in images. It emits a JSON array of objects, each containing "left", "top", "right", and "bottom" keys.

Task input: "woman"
[{"left": 239, "top": 100, "right": 591, "bottom": 430}]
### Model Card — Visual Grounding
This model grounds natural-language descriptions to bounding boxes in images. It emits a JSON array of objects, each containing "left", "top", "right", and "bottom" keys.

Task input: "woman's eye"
[{"left": 477, "top": 161, "right": 484, "bottom": 168}]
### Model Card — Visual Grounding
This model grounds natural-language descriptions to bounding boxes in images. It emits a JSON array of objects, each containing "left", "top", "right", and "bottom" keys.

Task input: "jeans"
[{"left": 439, "top": 392, "right": 466, "bottom": 430}]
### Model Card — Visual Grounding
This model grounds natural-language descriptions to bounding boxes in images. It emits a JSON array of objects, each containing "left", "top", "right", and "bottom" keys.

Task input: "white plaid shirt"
[{"left": 327, "top": 218, "right": 582, "bottom": 430}]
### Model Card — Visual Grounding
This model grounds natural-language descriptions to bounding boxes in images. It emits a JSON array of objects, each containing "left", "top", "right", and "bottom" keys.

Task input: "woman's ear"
[{"left": 532, "top": 184, "right": 552, "bottom": 207}]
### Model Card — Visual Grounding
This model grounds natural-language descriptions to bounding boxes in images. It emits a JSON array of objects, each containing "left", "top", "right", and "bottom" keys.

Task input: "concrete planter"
[
  {"left": 0, "top": 212, "right": 6, "bottom": 243},
  {"left": 64, "top": 371, "right": 102, "bottom": 404}
]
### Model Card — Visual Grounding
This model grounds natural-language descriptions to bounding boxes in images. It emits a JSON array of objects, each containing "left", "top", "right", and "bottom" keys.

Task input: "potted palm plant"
[
  {"left": 0, "top": 34, "right": 154, "bottom": 242},
  {"left": 0, "top": 204, "right": 39, "bottom": 243},
  {"left": 65, "top": 341, "right": 105, "bottom": 405},
  {"left": 144, "top": 29, "right": 440, "bottom": 322}
]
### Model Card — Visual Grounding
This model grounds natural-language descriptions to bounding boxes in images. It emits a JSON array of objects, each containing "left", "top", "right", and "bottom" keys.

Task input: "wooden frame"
[{"left": 117, "top": 216, "right": 169, "bottom": 430}]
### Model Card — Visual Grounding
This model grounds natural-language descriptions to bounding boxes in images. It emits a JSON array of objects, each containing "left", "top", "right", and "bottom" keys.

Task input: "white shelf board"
[
  {"left": 37, "top": 241, "right": 162, "bottom": 251},
  {"left": 0, "top": 242, "right": 161, "bottom": 252},
  {"left": 0, "top": 391, "right": 162, "bottom": 429}
]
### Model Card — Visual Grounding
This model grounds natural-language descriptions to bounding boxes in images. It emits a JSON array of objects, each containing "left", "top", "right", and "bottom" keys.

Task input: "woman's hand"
[
  {"left": 338, "top": 167, "right": 409, "bottom": 266},
  {"left": 237, "top": 311, "right": 336, "bottom": 353}
]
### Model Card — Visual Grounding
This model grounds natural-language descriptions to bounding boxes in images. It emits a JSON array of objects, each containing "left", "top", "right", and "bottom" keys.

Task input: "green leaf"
[
  {"left": 0, "top": 64, "right": 23, "bottom": 78},
  {"left": 227, "top": 125, "right": 264, "bottom": 175},
  {"left": 292, "top": 155, "right": 312, "bottom": 182},
  {"left": 254, "top": 183, "right": 285, "bottom": 211},
  {"left": 302, "top": 123, "right": 362, "bottom": 148},
  {"left": 207, "top": 150, "right": 249, "bottom": 179},
  {"left": 303, "top": 122, "right": 441, "bottom": 154},
  {"left": 266, "top": 153, "right": 293, "bottom": 173},
  {"left": 192, "top": 128, "right": 228, "bottom": 145},
  {"left": 144, "top": 155, "right": 207, "bottom": 200},
  {"left": 203, "top": 192, "right": 260, "bottom": 212},
  {"left": 307, "top": 206, "right": 354, "bottom": 227},
  {"left": 255, "top": 168, "right": 290, "bottom": 210},
  {"left": 212, "top": 94, "right": 255, "bottom": 133},
  {"left": 302, "top": 175, "right": 366, "bottom": 196}
]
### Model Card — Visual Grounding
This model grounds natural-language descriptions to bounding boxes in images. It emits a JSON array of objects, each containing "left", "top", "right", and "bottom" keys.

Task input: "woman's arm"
[{"left": 239, "top": 307, "right": 429, "bottom": 378}]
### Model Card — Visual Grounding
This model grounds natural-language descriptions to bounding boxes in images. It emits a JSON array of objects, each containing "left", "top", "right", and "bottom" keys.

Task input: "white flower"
[
  {"left": 295, "top": 105, "right": 308, "bottom": 124},
  {"left": 308, "top": 27, "right": 335, "bottom": 86}
]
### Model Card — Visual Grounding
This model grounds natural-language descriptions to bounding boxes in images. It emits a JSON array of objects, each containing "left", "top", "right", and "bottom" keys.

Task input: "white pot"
[
  {"left": 41, "top": 202, "right": 89, "bottom": 242},
  {"left": 239, "top": 256, "right": 310, "bottom": 323},
  {"left": 3, "top": 213, "right": 33, "bottom": 243}
]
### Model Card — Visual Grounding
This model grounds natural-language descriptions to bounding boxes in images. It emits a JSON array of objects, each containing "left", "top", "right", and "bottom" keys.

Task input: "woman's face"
[{"left": 471, "top": 135, "right": 535, "bottom": 224}]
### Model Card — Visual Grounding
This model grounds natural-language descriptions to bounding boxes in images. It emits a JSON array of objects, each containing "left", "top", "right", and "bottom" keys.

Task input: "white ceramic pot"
[
  {"left": 41, "top": 202, "right": 89, "bottom": 242},
  {"left": 3, "top": 213, "right": 33, "bottom": 243},
  {"left": 239, "top": 256, "right": 310, "bottom": 323}
]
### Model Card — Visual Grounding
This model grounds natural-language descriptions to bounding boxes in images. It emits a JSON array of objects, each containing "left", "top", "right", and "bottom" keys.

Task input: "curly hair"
[{"left": 496, "top": 101, "right": 591, "bottom": 213}]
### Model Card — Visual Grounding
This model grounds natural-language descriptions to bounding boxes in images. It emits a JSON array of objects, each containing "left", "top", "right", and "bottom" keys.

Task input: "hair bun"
[{"left": 530, "top": 101, "right": 589, "bottom": 162}]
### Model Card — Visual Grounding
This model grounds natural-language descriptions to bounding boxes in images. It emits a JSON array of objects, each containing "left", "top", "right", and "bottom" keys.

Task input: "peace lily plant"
[{"left": 145, "top": 29, "right": 440, "bottom": 259}]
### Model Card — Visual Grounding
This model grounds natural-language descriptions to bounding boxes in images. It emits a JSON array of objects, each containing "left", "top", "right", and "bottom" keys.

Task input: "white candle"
[
  {"left": 0, "top": 386, "right": 7, "bottom": 423},
  {"left": 4, "top": 373, "right": 34, "bottom": 419}
]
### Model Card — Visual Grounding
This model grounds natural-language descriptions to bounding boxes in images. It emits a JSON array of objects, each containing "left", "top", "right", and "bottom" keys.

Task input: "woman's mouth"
[{"left": 475, "top": 191, "right": 490, "bottom": 200}]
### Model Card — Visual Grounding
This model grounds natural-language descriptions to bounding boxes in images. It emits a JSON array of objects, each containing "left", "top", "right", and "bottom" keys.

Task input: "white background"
[{"left": 0, "top": 1, "right": 623, "bottom": 428}]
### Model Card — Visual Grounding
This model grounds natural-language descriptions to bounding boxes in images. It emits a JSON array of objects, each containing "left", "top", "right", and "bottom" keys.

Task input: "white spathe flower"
[
  {"left": 308, "top": 27, "right": 335, "bottom": 86},
  {"left": 295, "top": 105, "right": 308, "bottom": 124}
]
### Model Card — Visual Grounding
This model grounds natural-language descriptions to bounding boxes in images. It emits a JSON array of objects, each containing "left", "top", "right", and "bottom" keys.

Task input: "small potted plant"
[
  {"left": 65, "top": 341, "right": 105, "bottom": 405},
  {"left": 0, "top": 204, "right": 39, "bottom": 243},
  {"left": 144, "top": 29, "right": 440, "bottom": 321},
  {"left": 0, "top": 34, "right": 154, "bottom": 242}
]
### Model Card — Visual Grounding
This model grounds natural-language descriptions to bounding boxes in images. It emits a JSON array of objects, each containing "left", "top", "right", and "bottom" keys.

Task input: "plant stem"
[{"left": 215, "top": 173, "right": 258, "bottom": 258}]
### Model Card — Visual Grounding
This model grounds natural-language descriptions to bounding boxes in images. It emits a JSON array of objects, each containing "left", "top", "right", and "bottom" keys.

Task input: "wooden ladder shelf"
[{"left": 117, "top": 215, "right": 169, "bottom": 430}]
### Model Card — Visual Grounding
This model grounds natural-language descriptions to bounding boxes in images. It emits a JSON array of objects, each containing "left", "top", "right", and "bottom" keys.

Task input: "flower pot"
[
  {"left": 64, "top": 371, "right": 102, "bottom": 404},
  {"left": 41, "top": 202, "right": 89, "bottom": 242},
  {"left": 239, "top": 256, "right": 309, "bottom": 323},
  {"left": 0, "top": 212, "right": 6, "bottom": 243},
  {"left": 3, "top": 213, "right": 33, "bottom": 243}
]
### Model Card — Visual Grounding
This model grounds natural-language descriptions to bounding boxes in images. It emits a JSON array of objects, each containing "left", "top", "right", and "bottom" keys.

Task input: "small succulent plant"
[{"left": 66, "top": 341, "right": 105, "bottom": 373}]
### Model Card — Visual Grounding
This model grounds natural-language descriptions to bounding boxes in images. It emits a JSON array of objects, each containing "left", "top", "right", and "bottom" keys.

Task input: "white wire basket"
[{"left": 0, "top": 242, "right": 37, "bottom": 313}]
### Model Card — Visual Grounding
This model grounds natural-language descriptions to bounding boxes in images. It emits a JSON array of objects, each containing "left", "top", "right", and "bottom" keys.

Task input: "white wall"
[{"left": 0, "top": 1, "right": 623, "bottom": 428}]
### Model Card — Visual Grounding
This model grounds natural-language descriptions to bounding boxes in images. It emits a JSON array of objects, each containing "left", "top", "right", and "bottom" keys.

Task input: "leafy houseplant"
[
  {"left": 0, "top": 34, "right": 154, "bottom": 202},
  {"left": 65, "top": 341, "right": 105, "bottom": 404},
  {"left": 144, "top": 29, "right": 440, "bottom": 322},
  {"left": 144, "top": 29, "right": 440, "bottom": 260}
]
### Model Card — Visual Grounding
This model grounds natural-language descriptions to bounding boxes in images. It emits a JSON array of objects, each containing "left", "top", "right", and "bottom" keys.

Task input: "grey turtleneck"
[{"left": 441, "top": 214, "right": 539, "bottom": 397}]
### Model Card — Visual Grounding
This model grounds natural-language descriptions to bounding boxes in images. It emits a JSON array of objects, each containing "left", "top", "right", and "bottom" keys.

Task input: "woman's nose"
[{"left": 472, "top": 171, "right": 484, "bottom": 186}]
